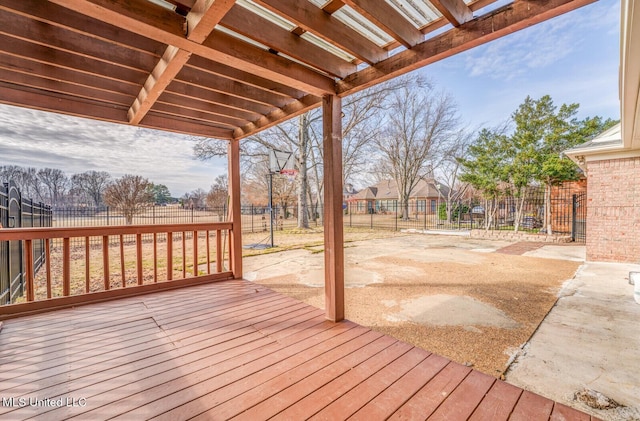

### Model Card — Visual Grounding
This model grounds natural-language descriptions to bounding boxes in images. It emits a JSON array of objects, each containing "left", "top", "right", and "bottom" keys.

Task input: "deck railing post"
[
  {"left": 228, "top": 139, "right": 243, "bottom": 279},
  {"left": 322, "top": 94, "right": 344, "bottom": 322}
]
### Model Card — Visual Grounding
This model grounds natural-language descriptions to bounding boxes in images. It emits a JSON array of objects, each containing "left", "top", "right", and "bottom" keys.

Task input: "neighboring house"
[{"left": 347, "top": 179, "right": 447, "bottom": 214}]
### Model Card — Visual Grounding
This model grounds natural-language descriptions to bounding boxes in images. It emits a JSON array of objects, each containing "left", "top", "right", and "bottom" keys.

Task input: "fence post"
[
  {"left": 571, "top": 194, "right": 577, "bottom": 242},
  {"left": 107, "top": 206, "right": 110, "bottom": 226},
  {"left": 423, "top": 201, "right": 427, "bottom": 230},
  {"left": 395, "top": 200, "right": 398, "bottom": 231},
  {"left": 191, "top": 207, "right": 194, "bottom": 223}
]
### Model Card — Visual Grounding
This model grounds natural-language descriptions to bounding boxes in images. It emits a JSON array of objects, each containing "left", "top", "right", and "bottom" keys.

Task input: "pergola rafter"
[
  {"left": 0, "top": 0, "right": 594, "bottom": 140},
  {"left": 0, "top": 0, "right": 597, "bottom": 320}
]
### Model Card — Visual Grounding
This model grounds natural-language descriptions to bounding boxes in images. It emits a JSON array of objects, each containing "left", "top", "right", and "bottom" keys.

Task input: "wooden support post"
[
  {"left": 322, "top": 94, "right": 344, "bottom": 322},
  {"left": 63, "top": 238, "right": 70, "bottom": 296},
  {"left": 25, "top": 240, "right": 34, "bottom": 302},
  {"left": 228, "top": 139, "right": 243, "bottom": 279}
]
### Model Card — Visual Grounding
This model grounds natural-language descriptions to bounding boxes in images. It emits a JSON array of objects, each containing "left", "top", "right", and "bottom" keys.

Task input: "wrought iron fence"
[
  {"left": 48, "top": 184, "right": 586, "bottom": 244},
  {"left": 1, "top": 181, "right": 52, "bottom": 304}
]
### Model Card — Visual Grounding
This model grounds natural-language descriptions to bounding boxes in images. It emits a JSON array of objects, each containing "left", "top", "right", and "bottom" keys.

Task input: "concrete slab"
[
  {"left": 505, "top": 262, "right": 640, "bottom": 420},
  {"left": 523, "top": 244, "right": 586, "bottom": 262}
]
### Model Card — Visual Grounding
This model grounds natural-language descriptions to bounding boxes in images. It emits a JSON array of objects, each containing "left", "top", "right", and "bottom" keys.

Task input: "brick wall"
[
  {"left": 586, "top": 157, "right": 640, "bottom": 262},
  {"left": 550, "top": 178, "right": 586, "bottom": 234}
]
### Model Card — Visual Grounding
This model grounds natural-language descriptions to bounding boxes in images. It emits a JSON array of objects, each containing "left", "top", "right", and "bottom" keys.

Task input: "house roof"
[
  {"left": 566, "top": 122, "right": 622, "bottom": 152},
  {"left": 0, "top": 0, "right": 594, "bottom": 141},
  {"left": 351, "top": 178, "right": 446, "bottom": 200}
]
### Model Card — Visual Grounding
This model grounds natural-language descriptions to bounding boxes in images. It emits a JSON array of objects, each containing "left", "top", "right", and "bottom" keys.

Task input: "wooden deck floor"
[{"left": 0, "top": 279, "right": 597, "bottom": 420}]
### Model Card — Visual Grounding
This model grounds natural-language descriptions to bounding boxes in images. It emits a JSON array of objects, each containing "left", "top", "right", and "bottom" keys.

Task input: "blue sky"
[{"left": 0, "top": 0, "right": 621, "bottom": 196}]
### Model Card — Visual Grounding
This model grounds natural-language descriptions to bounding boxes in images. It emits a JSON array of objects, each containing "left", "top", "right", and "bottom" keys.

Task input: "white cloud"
[
  {"left": 464, "top": 0, "right": 620, "bottom": 81},
  {"left": 0, "top": 104, "right": 226, "bottom": 196}
]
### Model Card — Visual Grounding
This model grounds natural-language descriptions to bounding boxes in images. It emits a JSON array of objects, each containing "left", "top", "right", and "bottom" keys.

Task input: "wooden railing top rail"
[{"left": 0, "top": 222, "right": 234, "bottom": 241}]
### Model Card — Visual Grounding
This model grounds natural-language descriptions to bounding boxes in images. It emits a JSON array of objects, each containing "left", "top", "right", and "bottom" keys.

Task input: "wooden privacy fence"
[
  {"left": 0, "top": 222, "right": 234, "bottom": 319},
  {"left": 0, "top": 181, "right": 52, "bottom": 304}
]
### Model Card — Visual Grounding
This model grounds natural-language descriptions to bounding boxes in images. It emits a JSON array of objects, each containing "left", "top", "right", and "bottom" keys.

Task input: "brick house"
[
  {"left": 563, "top": 0, "right": 640, "bottom": 263},
  {"left": 347, "top": 179, "right": 447, "bottom": 214},
  {"left": 566, "top": 123, "right": 640, "bottom": 262}
]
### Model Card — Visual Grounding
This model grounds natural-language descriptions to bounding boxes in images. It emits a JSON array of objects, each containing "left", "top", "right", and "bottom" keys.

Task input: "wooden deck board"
[
  {"left": 350, "top": 353, "right": 449, "bottom": 419},
  {"left": 0, "top": 279, "right": 594, "bottom": 420},
  {"left": 468, "top": 378, "right": 523, "bottom": 420}
]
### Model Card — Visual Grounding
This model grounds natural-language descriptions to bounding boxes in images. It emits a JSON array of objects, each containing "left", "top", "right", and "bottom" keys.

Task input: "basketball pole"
[{"left": 268, "top": 171, "right": 274, "bottom": 248}]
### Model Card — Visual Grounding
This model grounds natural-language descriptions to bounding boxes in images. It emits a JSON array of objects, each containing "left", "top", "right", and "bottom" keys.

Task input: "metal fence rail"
[{"left": 50, "top": 185, "right": 584, "bottom": 241}]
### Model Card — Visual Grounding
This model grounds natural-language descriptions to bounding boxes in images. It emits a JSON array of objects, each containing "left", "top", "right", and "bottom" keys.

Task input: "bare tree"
[
  {"left": 71, "top": 171, "right": 111, "bottom": 206},
  {"left": 103, "top": 175, "right": 153, "bottom": 225},
  {"left": 435, "top": 129, "right": 474, "bottom": 222},
  {"left": 0, "top": 166, "right": 43, "bottom": 201},
  {"left": 38, "top": 168, "right": 68, "bottom": 206},
  {"left": 206, "top": 174, "right": 228, "bottom": 209},
  {"left": 182, "top": 188, "right": 207, "bottom": 209},
  {"left": 193, "top": 79, "right": 409, "bottom": 229},
  {"left": 375, "top": 79, "right": 460, "bottom": 220}
]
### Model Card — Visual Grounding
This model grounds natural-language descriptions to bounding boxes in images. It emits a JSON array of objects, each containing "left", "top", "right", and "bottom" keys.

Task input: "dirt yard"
[{"left": 244, "top": 234, "right": 583, "bottom": 377}]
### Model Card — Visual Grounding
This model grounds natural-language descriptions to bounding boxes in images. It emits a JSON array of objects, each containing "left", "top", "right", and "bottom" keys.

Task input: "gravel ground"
[{"left": 245, "top": 234, "right": 582, "bottom": 377}]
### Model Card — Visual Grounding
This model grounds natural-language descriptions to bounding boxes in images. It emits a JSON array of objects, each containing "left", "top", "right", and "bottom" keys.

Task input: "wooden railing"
[{"left": 0, "top": 223, "right": 235, "bottom": 319}]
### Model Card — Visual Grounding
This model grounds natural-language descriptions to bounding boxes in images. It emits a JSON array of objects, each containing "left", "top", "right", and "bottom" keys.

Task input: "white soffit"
[{"left": 620, "top": 0, "right": 640, "bottom": 149}]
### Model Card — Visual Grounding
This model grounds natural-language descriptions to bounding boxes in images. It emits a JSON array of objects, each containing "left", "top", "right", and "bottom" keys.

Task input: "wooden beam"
[
  {"left": 141, "top": 112, "right": 234, "bottom": 139},
  {"left": 186, "top": 57, "right": 305, "bottom": 100},
  {"left": 338, "top": 0, "right": 596, "bottom": 96},
  {"left": 430, "top": 0, "right": 473, "bottom": 26},
  {"left": 0, "top": 82, "right": 233, "bottom": 138},
  {"left": 0, "top": 52, "right": 140, "bottom": 97},
  {"left": 253, "top": 0, "right": 387, "bottom": 64},
  {"left": 322, "top": 0, "right": 344, "bottom": 14},
  {"left": 175, "top": 66, "right": 297, "bottom": 109},
  {"left": 159, "top": 91, "right": 262, "bottom": 122},
  {"left": 201, "top": 29, "right": 336, "bottom": 96},
  {"left": 0, "top": 66, "right": 135, "bottom": 107},
  {"left": 341, "top": 0, "right": 424, "bottom": 48},
  {"left": 233, "top": 95, "right": 321, "bottom": 139},
  {"left": 128, "top": 47, "right": 192, "bottom": 124},
  {"left": 0, "top": 9, "right": 160, "bottom": 72},
  {"left": 0, "top": 0, "right": 165, "bottom": 55},
  {"left": 164, "top": 80, "right": 275, "bottom": 116},
  {"left": 0, "top": 34, "right": 147, "bottom": 87},
  {"left": 322, "top": 94, "right": 344, "bottom": 323},
  {"left": 128, "top": 0, "right": 235, "bottom": 124},
  {"left": 227, "top": 140, "right": 243, "bottom": 279},
  {"left": 150, "top": 103, "right": 242, "bottom": 130},
  {"left": 220, "top": 5, "right": 356, "bottom": 78},
  {"left": 48, "top": 0, "right": 336, "bottom": 96}
]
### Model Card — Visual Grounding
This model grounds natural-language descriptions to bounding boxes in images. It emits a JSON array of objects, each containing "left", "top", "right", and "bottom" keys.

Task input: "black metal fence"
[
  {"left": 50, "top": 185, "right": 584, "bottom": 241},
  {"left": 1, "top": 181, "right": 52, "bottom": 304}
]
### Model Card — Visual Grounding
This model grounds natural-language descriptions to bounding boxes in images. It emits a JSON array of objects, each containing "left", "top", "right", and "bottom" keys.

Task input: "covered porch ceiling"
[{"left": 0, "top": 0, "right": 596, "bottom": 141}]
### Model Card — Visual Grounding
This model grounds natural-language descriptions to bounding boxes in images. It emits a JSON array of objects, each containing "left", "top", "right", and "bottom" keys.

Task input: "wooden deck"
[{"left": 0, "top": 279, "right": 597, "bottom": 420}]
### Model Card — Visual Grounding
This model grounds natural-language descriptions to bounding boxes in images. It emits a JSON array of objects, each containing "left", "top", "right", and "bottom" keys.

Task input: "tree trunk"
[{"left": 297, "top": 114, "right": 310, "bottom": 229}]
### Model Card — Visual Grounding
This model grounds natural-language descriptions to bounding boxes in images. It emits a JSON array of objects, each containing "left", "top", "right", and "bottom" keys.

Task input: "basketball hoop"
[
  {"left": 280, "top": 168, "right": 298, "bottom": 182},
  {"left": 269, "top": 149, "right": 295, "bottom": 174}
]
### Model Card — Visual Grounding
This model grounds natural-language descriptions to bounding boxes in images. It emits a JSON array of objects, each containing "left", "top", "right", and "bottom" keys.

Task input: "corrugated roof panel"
[
  {"left": 236, "top": 0, "right": 297, "bottom": 31},
  {"left": 299, "top": 32, "right": 357, "bottom": 62},
  {"left": 147, "top": 0, "right": 176, "bottom": 11},
  {"left": 332, "top": 5, "right": 394, "bottom": 47},
  {"left": 215, "top": 25, "right": 270, "bottom": 50},
  {"left": 386, "top": 0, "right": 442, "bottom": 28},
  {"left": 307, "top": 0, "right": 329, "bottom": 8}
]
